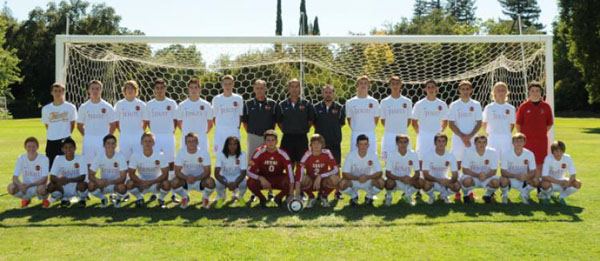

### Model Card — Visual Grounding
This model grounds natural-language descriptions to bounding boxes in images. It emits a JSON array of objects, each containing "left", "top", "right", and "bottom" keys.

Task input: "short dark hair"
[
  {"left": 88, "top": 80, "right": 103, "bottom": 90},
  {"left": 24, "top": 136, "right": 39, "bottom": 147},
  {"left": 103, "top": 134, "right": 117, "bottom": 146},
  {"left": 154, "top": 78, "right": 166, "bottom": 87},
  {"left": 61, "top": 137, "right": 76, "bottom": 149},
  {"left": 473, "top": 134, "right": 487, "bottom": 143},
  {"left": 434, "top": 132, "right": 448, "bottom": 143},
  {"left": 550, "top": 140, "right": 566, "bottom": 153},
  {"left": 141, "top": 132, "right": 155, "bottom": 144},
  {"left": 528, "top": 81, "right": 543, "bottom": 91},
  {"left": 395, "top": 134, "right": 409, "bottom": 144},
  {"left": 222, "top": 136, "right": 242, "bottom": 159},
  {"left": 424, "top": 79, "right": 437, "bottom": 87},
  {"left": 356, "top": 134, "right": 369, "bottom": 144}
]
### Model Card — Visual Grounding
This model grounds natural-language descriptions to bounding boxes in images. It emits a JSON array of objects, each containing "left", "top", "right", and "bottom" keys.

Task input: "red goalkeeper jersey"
[
  {"left": 247, "top": 146, "right": 294, "bottom": 183},
  {"left": 296, "top": 149, "right": 339, "bottom": 181}
]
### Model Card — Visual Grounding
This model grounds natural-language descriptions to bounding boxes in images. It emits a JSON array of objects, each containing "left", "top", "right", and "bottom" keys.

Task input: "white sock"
[
  {"left": 159, "top": 189, "right": 168, "bottom": 200},
  {"left": 238, "top": 182, "right": 247, "bottom": 198},
  {"left": 203, "top": 188, "right": 214, "bottom": 200},
  {"left": 91, "top": 189, "right": 104, "bottom": 200},
  {"left": 116, "top": 192, "right": 126, "bottom": 200},
  {"left": 129, "top": 188, "right": 143, "bottom": 200},
  {"left": 367, "top": 187, "right": 381, "bottom": 198},
  {"left": 174, "top": 187, "right": 189, "bottom": 199},
  {"left": 500, "top": 186, "right": 509, "bottom": 196},
  {"left": 51, "top": 191, "right": 62, "bottom": 200},
  {"left": 77, "top": 189, "right": 88, "bottom": 200},
  {"left": 484, "top": 187, "right": 498, "bottom": 196},
  {"left": 560, "top": 187, "right": 578, "bottom": 199},
  {"left": 216, "top": 188, "right": 226, "bottom": 200},
  {"left": 462, "top": 187, "right": 473, "bottom": 197},
  {"left": 541, "top": 188, "right": 552, "bottom": 199}
]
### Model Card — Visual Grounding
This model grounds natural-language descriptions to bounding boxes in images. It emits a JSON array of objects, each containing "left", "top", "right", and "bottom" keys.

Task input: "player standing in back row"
[
  {"left": 41, "top": 83, "right": 77, "bottom": 169},
  {"left": 380, "top": 76, "right": 412, "bottom": 160},
  {"left": 212, "top": 75, "right": 243, "bottom": 155},
  {"left": 345, "top": 76, "right": 379, "bottom": 154}
]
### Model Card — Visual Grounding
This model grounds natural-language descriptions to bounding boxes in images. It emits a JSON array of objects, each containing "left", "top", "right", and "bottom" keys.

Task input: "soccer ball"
[{"left": 287, "top": 199, "right": 304, "bottom": 213}]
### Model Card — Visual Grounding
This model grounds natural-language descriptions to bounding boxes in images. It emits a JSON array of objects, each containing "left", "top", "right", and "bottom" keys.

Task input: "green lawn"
[{"left": 1, "top": 118, "right": 599, "bottom": 259}]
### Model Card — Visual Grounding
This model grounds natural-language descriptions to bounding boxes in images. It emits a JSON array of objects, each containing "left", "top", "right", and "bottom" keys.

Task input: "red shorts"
[
  {"left": 247, "top": 175, "right": 288, "bottom": 190},
  {"left": 525, "top": 138, "right": 548, "bottom": 165}
]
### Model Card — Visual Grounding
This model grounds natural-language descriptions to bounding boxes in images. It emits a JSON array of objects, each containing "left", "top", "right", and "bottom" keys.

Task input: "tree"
[
  {"left": 498, "top": 0, "right": 544, "bottom": 30},
  {"left": 0, "top": 14, "right": 22, "bottom": 96},
  {"left": 298, "top": 0, "right": 309, "bottom": 35},
  {"left": 275, "top": 0, "right": 282, "bottom": 36},
  {"left": 413, "top": 0, "right": 429, "bottom": 19},
  {"left": 312, "top": 16, "right": 320, "bottom": 35},
  {"left": 445, "top": 0, "right": 477, "bottom": 24}
]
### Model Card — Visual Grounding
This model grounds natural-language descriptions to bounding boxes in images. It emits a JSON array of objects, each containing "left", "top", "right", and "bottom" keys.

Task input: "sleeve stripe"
[
  {"left": 247, "top": 169, "right": 259, "bottom": 180},
  {"left": 321, "top": 165, "right": 338, "bottom": 178}
]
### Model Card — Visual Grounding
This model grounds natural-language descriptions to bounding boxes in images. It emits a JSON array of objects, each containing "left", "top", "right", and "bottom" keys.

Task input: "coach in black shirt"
[
  {"left": 276, "top": 78, "right": 314, "bottom": 166},
  {"left": 242, "top": 79, "right": 277, "bottom": 160},
  {"left": 313, "top": 85, "right": 346, "bottom": 164}
]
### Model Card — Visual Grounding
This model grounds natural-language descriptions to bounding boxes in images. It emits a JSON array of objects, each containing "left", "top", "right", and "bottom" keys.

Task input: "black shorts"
[
  {"left": 326, "top": 143, "right": 341, "bottom": 165},
  {"left": 281, "top": 133, "right": 308, "bottom": 163},
  {"left": 46, "top": 137, "right": 69, "bottom": 170}
]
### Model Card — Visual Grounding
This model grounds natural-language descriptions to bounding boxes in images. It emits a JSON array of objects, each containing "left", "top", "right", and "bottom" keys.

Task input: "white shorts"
[
  {"left": 429, "top": 182, "right": 452, "bottom": 197},
  {"left": 550, "top": 178, "right": 569, "bottom": 192},
  {"left": 154, "top": 133, "right": 175, "bottom": 163},
  {"left": 213, "top": 127, "right": 240, "bottom": 154},
  {"left": 14, "top": 186, "right": 41, "bottom": 200},
  {"left": 350, "top": 180, "right": 374, "bottom": 192},
  {"left": 508, "top": 178, "right": 527, "bottom": 193},
  {"left": 139, "top": 183, "right": 160, "bottom": 195},
  {"left": 180, "top": 132, "right": 210, "bottom": 153},
  {"left": 119, "top": 133, "right": 142, "bottom": 161},
  {"left": 488, "top": 134, "right": 512, "bottom": 161},
  {"left": 350, "top": 130, "right": 377, "bottom": 154},
  {"left": 416, "top": 131, "right": 436, "bottom": 160},
  {"left": 82, "top": 134, "right": 104, "bottom": 164},
  {"left": 99, "top": 184, "right": 116, "bottom": 194},
  {"left": 216, "top": 177, "right": 247, "bottom": 191},
  {"left": 388, "top": 179, "right": 413, "bottom": 193},
  {"left": 450, "top": 135, "right": 475, "bottom": 162},
  {"left": 459, "top": 175, "right": 499, "bottom": 188},
  {"left": 186, "top": 179, "right": 206, "bottom": 192},
  {"left": 52, "top": 183, "right": 78, "bottom": 198},
  {"left": 381, "top": 132, "right": 411, "bottom": 160}
]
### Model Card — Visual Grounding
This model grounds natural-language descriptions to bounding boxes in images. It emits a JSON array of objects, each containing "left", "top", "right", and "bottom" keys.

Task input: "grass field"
[{"left": 0, "top": 118, "right": 599, "bottom": 260}]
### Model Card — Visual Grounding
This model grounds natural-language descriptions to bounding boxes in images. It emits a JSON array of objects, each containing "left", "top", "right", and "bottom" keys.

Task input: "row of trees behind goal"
[{"left": 0, "top": 0, "right": 599, "bottom": 118}]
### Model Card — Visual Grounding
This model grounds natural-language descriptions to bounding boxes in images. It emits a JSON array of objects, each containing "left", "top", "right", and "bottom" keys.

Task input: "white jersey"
[
  {"left": 212, "top": 93, "right": 243, "bottom": 129},
  {"left": 412, "top": 98, "right": 448, "bottom": 134},
  {"left": 177, "top": 98, "right": 213, "bottom": 135},
  {"left": 215, "top": 151, "right": 247, "bottom": 179},
  {"left": 129, "top": 151, "right": 168, "bottom": 181},
  {"left": 174, "top": 148, "right": 211, "bottom": 177},
  {"left": 144, "top": 98, "right": 178, "bottom": 134},
  {"left": 13, "top": 153, "right": 49, "bottom": 184},
  {"left": 342, "top": 150, "right": 382, "bottom": 177},
  {"left": 50, "top": 154, "right": 88, "bottom": 178},
  {"left": 501, "top": 148, "right": 536, "bottom": 175},
  {"left": 380, "top": 95, "right": 412, "bottom": 134},
  {"left": 482, "top": 102, "right": 516, "bottom": 136},
  {"left": 422, "top": 151, "right": 458, "bottom": 179},
  {"left": 41, "top": 102, "right": 77, "bottom": 140},
  {"left": 345, "top": 96, "right": 380, "bottom": 132},
  {"left": 462, "top": 148, "right": 499, "bottom": 174},
  {"left": 77, "top": 99, "right": 116, "bottom": 137},
  {"left": 114, "top": 98, "right": 146, "bottom": 136},
  {"left": 542, "top": 154, "right": 576, "bottom": 180},
  {"left": 385, "top": 150, "right": 420, "bottom": 177},
  {"left": 90, "top": 152, "right": 128, "bottom": 181},
  {"left": 448, "top": 98, "right": 482, "bottom": 134}
]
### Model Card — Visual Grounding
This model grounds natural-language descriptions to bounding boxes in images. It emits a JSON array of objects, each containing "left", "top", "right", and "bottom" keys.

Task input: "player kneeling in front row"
[
  {"left": 384, "top": 134, "right": 421, "bottom": 206},
  {"left": 422, "top": 133, "right": 461, "bottom": 204},
  {"left": 499, "top": 133, "right": 538, "bottom": 204},
  {"left": 459, "top": 135, "right": 499, "bottom": 204},
  {"left": 47, "top": 138, "right": 89, "bottom": 207},
  {"left": 338, "top": 134, "right": 384, "bottom": 206},
  {"left": 247, "top": 130, "right": 295, "bottom": 208},
  {"left": 214, "top": 136, "right": 247, "bottom": 208},
  {"left": 171, "top": 132, "right": 215, "bottom": 209},
  {"left": 88, "top": 134, "right": 128, "bottom": 208},
  {"left": 296, "top": 134, "right": 339, "bottom": 208},
  {"left": 7, "top": 137, "right": 51, "bottom": 208},
  {"left": 127, "top": 132, "right": 171, "bottom": 208},
  {"left": 539, "top": 141, "right": 581, "bottom": 205}
]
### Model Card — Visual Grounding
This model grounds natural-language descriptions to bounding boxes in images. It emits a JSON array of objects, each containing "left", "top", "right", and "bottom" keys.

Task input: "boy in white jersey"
[
  {"left": 212, "top": 75, "right": 243, "bottom": 154},
  {"left": 384, "top": 134, "right": 421, "bottom": 206},
  {"left": 380, "top": 76, "right": 412, "bottom": 160},
  {"left": 482, "top": 82, "right": 516, "bottom": 160},
  {"left": 459, "top": 135, "right": 499, "bottom": 204},
  {"left": 143, "top": 79, "right": 179, "bottom": 203},
  {"left": 77, "top": 80, "right": 116, "bottom": 165},
  {"left": 7, "top": 137, "right": 50, "bottom": 208},
  {"left": 539, "top": 141, "right": 581, "bottom": 205},
  {"left": 127, "top": 132, "right": 171, "bottom": 208},
  {"left": 47, "top": 138, "right": 89, "bottom": 207},
  {"left": 171, "top": 132, "right": 216, "bottom": 209},
  {"left": 214, "top": 136, "right": 248, "bottom": 208},
  {"left": 499, "top": 133, "right": 538, "bottom": 204},
  {"left": 177, "top": 78, "right": 213, "bottom": 152},
  {"left": 345, "top": 75, "right": 379, "bottom": 154},
  {"left": 448, "top": 80, "right": 482, "bottom": 165},
  {"left": 88, "top": 134, "right": 128, "bottom": 208},
  {"left": 422, "top": 133, "right": 461, "bottom": 204},
  {"left": 41, "top": 83, "right": 77, "bottom": 168},
  {"left": 412, "top": 79, "right": 448, "bottom": 162},
  {"left": 338, "top": 134, "right": 384, "bottom": 206},
  {"left": 114, "top": 80, "right": 146, "bottom": 161}
]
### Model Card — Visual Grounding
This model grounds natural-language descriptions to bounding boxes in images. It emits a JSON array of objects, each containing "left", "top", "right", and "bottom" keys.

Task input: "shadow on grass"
[
  {"left": 0, "top": 197, "right": 584, "bottom": 228},
  {"left": 582, "top": 128, "right": 600, "bottom": 135}
]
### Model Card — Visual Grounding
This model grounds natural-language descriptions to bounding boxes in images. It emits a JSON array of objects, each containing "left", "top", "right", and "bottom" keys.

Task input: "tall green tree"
[
  {"left": 312, "top": 16, "right": 320, "bottom": 35},
  {"left": 0, "top": 14, "right": 22, "bottom": 97},
  {"left": 275, "top": 0, "right": 282, "bottom": 36},
  {"left": 299, "top": 0, "right": 308, "bottom": 35},
  {"left": 498, "top": 0, "right": 544, "bottom": 30},
  {"left": 445, "top": 0, "right": 477, "bottom": 24}
]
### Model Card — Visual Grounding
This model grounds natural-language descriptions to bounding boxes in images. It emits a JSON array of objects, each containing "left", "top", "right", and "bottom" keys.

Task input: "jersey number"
[{"left": 268, "top": 165, "right": 275, "bottom": 172}]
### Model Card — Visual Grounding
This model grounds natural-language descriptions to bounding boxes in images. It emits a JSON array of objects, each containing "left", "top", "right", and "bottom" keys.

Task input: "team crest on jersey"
[
  {"left": 235, "top": 159, "right": 240, "bottom": 165},
  {"left": 299, "top": 104, "right": 305, "bottom": 110},
  {"left": 233, "top": 101, "right": 238, "bottom": 107},
  {"left": 264, "top": 105, "right": 271, "bottom": 110},
  {"left": 74, "top": 163, "right": 80, "bottom": 168},
  {"left": 368, "top": 160, "right": 373, "bottom": 166},
  {"left": 198, "top": 157, "right": 203, "bottom": 163},
  {"left": 332, "top": 109, "right": 338, "bottom": 114},
  {"left": 113, "top": 162, "right": 119, "bottom": 168},
  {"left": 403, "top": 103, "right": 407, "bottom": 109},
  {"left": 484, "top": 159, "right": 489, "bottom": 165},
  {"left": 469, "top": 106, "right": 474, "bottom": 112},
  {"left": 200, "top": 105, "right": 205, "bottom": 110},
  {"left": 155, "top": 160, "right": 160, "bottom": 165},
  {"left": 101, "top": 108, "right": 107, "bottom": 114},
  {"left": 438, "top": 105, "right": 443, "bottom": 111},
  {"left": 524, "top": 159, "right": 529, "bottom": 165},
  {"left": 135, "top": 106, "right": 141, "bottom": 111},
  {"left": 408, "top": 160, "right": 413, "bottom": 166},
  {"left": 249, "top": 160, "right": 255, "bottom": 166},
  {"left": 166, "top": 105, "right": 171, "bottom": 111},
  {"left": 35, "top": 165, "right": 41, "bottom": 171},
  {"left": 505, "top": 109, "right": 510, "bottom": 115},
  {"left": 445, "top": 161, "right": 449, "bottom": 167},
  {"left": 369, "top": 103, "right": 373, "bottom": 109},
  {"left": 540, "top": 109, "right": 545, "bottom": 114},
  {"left": 561, "top": 163, "right": 567, "bottom": 169}
]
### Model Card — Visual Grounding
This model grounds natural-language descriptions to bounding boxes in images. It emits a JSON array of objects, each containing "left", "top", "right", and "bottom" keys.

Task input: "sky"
[{"left": 5, "top": 0, "right": 558, "bottom": 36}]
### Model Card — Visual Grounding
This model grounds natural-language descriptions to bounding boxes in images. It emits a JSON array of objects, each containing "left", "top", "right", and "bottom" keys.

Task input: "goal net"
[{"left": 56, "top": 35, "right": 553, "bottom": 114}]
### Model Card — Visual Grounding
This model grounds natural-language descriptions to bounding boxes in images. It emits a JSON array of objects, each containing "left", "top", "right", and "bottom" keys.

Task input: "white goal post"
[{"left": 55, "top": 34, "right": 554, "bottom": 142}]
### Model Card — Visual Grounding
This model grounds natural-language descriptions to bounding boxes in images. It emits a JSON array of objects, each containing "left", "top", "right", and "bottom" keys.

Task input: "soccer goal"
[{"left": 55, "top": 34, "right": 553, "bottom": 138}]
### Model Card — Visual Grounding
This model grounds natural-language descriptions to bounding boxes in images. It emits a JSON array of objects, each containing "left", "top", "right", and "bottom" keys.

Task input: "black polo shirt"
[
  {"left": 242, "top": 97, "right": 277, "bottom": 136},
  {"left": 276, "top": 97, "right": 314, "bottom": 134},
  {"left": 314, "top": 101, "right": 346, "bottom": 145}
]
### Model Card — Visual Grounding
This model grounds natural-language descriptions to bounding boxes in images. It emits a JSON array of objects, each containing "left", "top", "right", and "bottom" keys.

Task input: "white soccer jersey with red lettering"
[
  {"left": 345, "top": 96, "right": 379, "bottom": 132},
  {"left": 90, "top": 152, "right": 128, "bottom": 181},
  {"left": 13, "top": 154, "right": 49, "bottom": 184},
  {"left": 50, "top": 154, "right": 88, "bottom": 178},
  {"left": 422, "top": 151, "right": 458, "bottom": 179},
  {"left": 412, "top": 98, "right": 448, "bottom": 134},
  {"left": 215, "top": 151, "right": 247, "bottom": 180},
  {"left": 144, "top": 98, "right": 178, "bottom": 134},
  {"left": 448, "top": 98, "right": 482, "bottom": 134},
  {"left": 77, "top": 99, "right": 116, "bottom": 136},
  {"left": 482, "top": 102, "right": 516, "bottom": 136},
  {"left": 541, "top": 154, "right": 576, "bottom": 180},
  {"left": 385, "top": 149, "right": 420, "bottom": 177},
  {"left": 212, "top": 94, "right": 243, "bottom": 129},
  {"left": 174, "top": 148, "right": 211, "bottom": 177},
  {"left": 128, "top": 151, "right": 168, "bottom": 181},
  {"left": 380, "top": 95, "right": 412, "bottom": 134},
  {"left": 501, "top": 148, "right": 536, "bottom": 175},
  {"left": 177, "top": 98, "right": 213, "bottom": 135},
  {"left": 342, "top": 150, "right": 382, "bottom": 177},
  {"left": 114, "top": 98, "right": 146, "bottom": 136},
  {"left": 462, "top": 148, "right": 498, "bottom": 174}
]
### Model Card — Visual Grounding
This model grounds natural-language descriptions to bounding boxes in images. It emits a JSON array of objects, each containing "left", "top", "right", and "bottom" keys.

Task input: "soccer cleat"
[
  {"left": 350, "top": 196, "right": 359, "bottom": 206},
  {"left": 42, "top": 199, "right": 50, "bottom": 208},
  {"left": 171, "top": 194, "right": 180, "bottom": 204},
  {"left": 259, "top": 199, "right": 268, "bottom": 208},
  {"left": 501, "top": 194, "right": 509, "bottom": 204},
  {"left": 267, "top": 191, "right": 274, "bottom": 201},
  {"left": 306, "top": 198, "right": 316, "bottom": 208},
  {"left": 20, "top": 199, "right": 31, "bottom": 208},
  {"left": 403, "top": 195, "right": 416, "bottom": 206},
  {"left": 482, "top": 195, "right": 492, "bottom": 204},
  {"left": 215, "top": 198, "right": 224, "bottom": 209},
  {"left": 520, "top": 194, "right": 529, "bottom": 204},
  {"left": 61, "top": 200, "right": 70, "bottom": 207},
  {"left": 551, "top": 195, "right": 560, "bottom": 203},
  {"left": 335, "top": 191, "right": 343, "bottom": 200},
  {"left": 454, "top": 192, "right": 462, "bottom": 202},
  {"left": 415, "top": 190, "right": 422, "bottom": 199},
  {"left": 559, "top": 198, "right": 568, "bottom": 206},
  {"left": 321, "top": 197, "right": 331, "bottom": 207},
  {"left": 427, "top": 195, "right": 435, "bottom": 205},
  {"left": 147, "top": 194, "right": 158, "bottom": 203},
  {"left": 123, "top": 194, "right": 130, "bottom": 202},
  {"left": 78, "top": 199, "right": 87, "bottom": 207},
  {"left": 109, "top": 194, "right": 116, "bottom": 202},
  {"left": 180, "top": 197, "right": 189, "bottom": 209},
  {"left": 463, "top": 196, "right": 470, "bottom": 204},
  {"left": 135, "top": 199, "right": 144, "bottom": 208},
  {"left": 364, "top": 196, "right": 374, "bottom": 206},
  {"left": 202, "top": 198, "right": 211, "bottom": 209},
  {"left": 158, "top": 199, "right": 166, "bottom": 209},
  {"left": 442, "top": 196, "right": 451, "bottom": 204},
  {"left": 469, "top": 192, "right": 475, "bottom": 201},
  {"left": 250, "top": 194, "right": 256, "bottom": 202},
  {"left": 114, "top": 199, "right": 122, "bottom": 208},
  {"left": 274, "top": 198, "right": 284, "bottom": 208},
  {"left": 384, "top": 195, "right": 393, "bottom": 206},
  {"left": 100, "top": 198, "right": 108, "bottom": 208}
]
